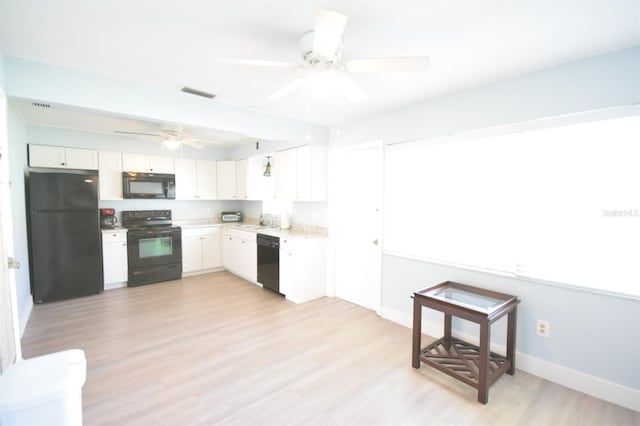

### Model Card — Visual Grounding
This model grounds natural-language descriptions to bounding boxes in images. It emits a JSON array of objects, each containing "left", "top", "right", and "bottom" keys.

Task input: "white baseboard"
[
  {"left": 19, "top": 297, "right": 33, "bottom": 337},
  {"left": 104, "top": 282, "right": 127, "bottom": 290},
  {"left": 379, "top": 306, "right": 640, "bottom": 413}
]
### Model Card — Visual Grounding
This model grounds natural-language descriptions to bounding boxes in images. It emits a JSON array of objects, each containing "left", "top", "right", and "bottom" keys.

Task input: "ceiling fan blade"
[
  {"left": 268, "top": 77, "right": 306, "bottom": 101},
  {"left": 114, "top": 130, "right": 162, "bottom": 137},
  {"left": 345, "top": 56, "right": 431, "bottom": 73},
  {"left": 313, "top": 9, "right": 348, "bottom": 59},
  {"left": 337, "top": 75, "right": 367, "bottom": 103},
  {"left": 213, "top": 58, "right": 300, "bottom": 68}
]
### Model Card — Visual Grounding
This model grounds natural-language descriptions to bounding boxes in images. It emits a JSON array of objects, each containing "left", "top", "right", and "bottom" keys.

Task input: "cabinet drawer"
[
  {"left": 102, "top": 231, "right": 127, "bottom": 243},
  {"left": 182, "top": 226, "right": 220, "bottom": 238}
]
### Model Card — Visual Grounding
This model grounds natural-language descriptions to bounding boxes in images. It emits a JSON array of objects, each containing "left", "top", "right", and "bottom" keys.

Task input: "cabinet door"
[
  {"left": 65, "top": 148, "right": 98, "bottom": 170},
  {"left": 122, "top": 153, "right": 148, "bottom": 172},
  {"left": 247, "top": 156, "right": 275, "bottom": 200},
  {"left": 196, "top": 160, "right": 218, "bottom": 199},
  {"left": 174, "top": 158, "right": 197, "bottom": 200},
  {"left": 309, "top": 145, "right": 328, "bottom": 201},
  {"left": 296, "top": 145, "right": 312, "bottom": 200},
  {"left": 148, "top": 155, "right": 174, "bottom": 173},
  {"left": 235, "top": 159, "right": 248, "bottom": 200},
  {"left": 274, "top": 148, "right": 297, "bottom": 200},
  {"left": 98, "top": 151, "right": 123, "bottom": 200},
  {"left": 103, "top": 241, "right": 128, "bottom": 284},
  {"left": 279, "top": 245, "right": 294, "bottom": 297},
  {"left": 222, "top": 233, "right": 234, "bottom": 271},
  {"left": 182, "top": 234, "right": 203, "bottom": 273},
  {"left": 28, "top": 145, "right": 66, "bottom": 168},
  {"left": 202, "top": 233, "right": 222, "bottom": 269},
  {"left": 239, "top": 239, "right": 257, "bottom": 282},
  {"left": 217, "top": 160, "right": 236, "bottom": 199}
]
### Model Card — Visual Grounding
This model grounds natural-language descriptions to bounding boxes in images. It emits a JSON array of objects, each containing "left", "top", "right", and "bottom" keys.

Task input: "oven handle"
[{"left": 129, "top": 229, "right": 180, "bottom": 237}]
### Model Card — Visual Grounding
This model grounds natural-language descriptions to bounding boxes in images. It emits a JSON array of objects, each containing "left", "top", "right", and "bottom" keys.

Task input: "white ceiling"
[{"left": 1, "top": 0, "right": 639, "bottom": 141}]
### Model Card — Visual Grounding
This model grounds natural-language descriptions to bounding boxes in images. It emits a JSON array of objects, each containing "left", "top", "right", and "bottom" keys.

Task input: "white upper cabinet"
[
  {"left": 299, "top": 145, "right": 328, "bottom": 201},
  {"left": 29, "top": 145, "right": 98, "bottom": 170},
  {"left": 274, "top": 148, "right": 297, "bottom": 200},
  {"left": 196, "top": 160, "right": 217, "bottom": 199},
  {"left": 236, "top": 156, "right": 275, "bottom": 201},
  {"left": 122, "top": 153, "right": 174, "bottom": 173},
  {"left": 175, "top": 158, "right": 217, "bottom": 200},
  {"left": 274, "top": 145, "right": 327, "bottom": 201},
  {"left": 235, "top": 159, "right": 248, "bottom": 200},
  {"left": 216, "top": 160, "right": 236, "bottom": 200},
  {"left": 98, "top": 151, "right": 123, "bottom": 200},
  {"left": 174, "top": 158, "right": 197, "bottom": 199}
]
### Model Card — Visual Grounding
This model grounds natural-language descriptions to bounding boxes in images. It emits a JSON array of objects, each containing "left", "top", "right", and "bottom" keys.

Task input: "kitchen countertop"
[
  {"left": 104, "top": 220, "right": 327, "bottom": 239},
  {"left": 173, "top": 220, "right": 327, "bottom": 239}
]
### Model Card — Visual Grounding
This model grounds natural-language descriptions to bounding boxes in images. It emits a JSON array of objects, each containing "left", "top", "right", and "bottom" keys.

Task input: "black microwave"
[{"left": 122, "top": 172, "right": 176, "bottom": 199}]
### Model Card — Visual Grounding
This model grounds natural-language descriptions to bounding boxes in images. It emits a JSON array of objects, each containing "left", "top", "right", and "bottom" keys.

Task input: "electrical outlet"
[
  {"left": 205, "top": 207, "right": 211, "bottom": 216},
  {"left": 536, "top": 320, "right": 550, "bottom": 337}
]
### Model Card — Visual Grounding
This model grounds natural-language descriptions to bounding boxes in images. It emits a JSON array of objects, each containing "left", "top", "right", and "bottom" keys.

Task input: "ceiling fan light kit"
[
  {"left": 162, "top": 139, "right": 182, "bottom": 150},
  {"left": 217, "top": 9, "right": 430, "bottom": 103}
]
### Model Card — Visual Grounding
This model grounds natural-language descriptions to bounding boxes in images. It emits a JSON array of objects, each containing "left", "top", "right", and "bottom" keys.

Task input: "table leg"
[
  {"left": 506, "top": 306, "right": 517, "bottom": 375},
  {"left": 412, "top": 297, "right": 422, "bottom": 369},
  {"left": 478, "top": 320, "right": 490, "bottom": 404},
  {"left": 444, "top": 314, "right": 452, "bottom": 338}
]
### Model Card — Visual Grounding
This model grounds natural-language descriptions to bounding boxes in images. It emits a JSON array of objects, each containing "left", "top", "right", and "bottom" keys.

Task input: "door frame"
[{"left": 327, "top": 140, "right": 384, "bottom": 314}]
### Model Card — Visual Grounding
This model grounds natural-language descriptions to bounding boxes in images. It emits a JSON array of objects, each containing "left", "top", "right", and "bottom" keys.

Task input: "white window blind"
[{"left": 384, "top": 112, "right": 640, "bottom": 298}]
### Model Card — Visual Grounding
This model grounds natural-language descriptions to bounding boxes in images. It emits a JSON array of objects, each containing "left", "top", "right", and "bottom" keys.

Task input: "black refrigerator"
[{"left": 27, "top": 172, "right": 103, "bottom": 303}]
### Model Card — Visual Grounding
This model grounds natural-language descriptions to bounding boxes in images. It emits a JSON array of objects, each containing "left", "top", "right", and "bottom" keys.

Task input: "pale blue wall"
[{"left": 333, "top": 45, "right": 640, "bottom": 390}]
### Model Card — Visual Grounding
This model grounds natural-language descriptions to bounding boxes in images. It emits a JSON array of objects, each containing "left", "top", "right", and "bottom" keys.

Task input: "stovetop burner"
[{"left": 121, "top": 210, "right": 174, "bottom": 229}]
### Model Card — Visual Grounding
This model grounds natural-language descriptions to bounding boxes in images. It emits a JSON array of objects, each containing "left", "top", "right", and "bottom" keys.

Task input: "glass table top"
[{"left": 419, "top": 283, "right": 514, "bottom": 313}]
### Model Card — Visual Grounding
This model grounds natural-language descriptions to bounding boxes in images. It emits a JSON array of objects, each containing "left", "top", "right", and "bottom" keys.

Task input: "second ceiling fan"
[{"left": 221, "top": 9, "right": 431, "bottom": 103}]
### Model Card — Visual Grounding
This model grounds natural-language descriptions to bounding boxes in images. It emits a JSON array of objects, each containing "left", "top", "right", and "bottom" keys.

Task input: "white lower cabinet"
[
  {"left": 279, "top": 237, "right": 327, "bottom": 303},
  {"left": 222, "top": 227, "right": 257, "bottom": 283},
  {"left": 181, "top": 227, "right": 222, "bottom": 275},
  {"left": 102, "top": 230, "right": 128, "bottom": 289}
]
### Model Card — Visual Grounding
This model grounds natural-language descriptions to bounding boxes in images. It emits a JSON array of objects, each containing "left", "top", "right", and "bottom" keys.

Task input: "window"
[{"left": 384, "top": 109, "right": 640, "bottom": 298}]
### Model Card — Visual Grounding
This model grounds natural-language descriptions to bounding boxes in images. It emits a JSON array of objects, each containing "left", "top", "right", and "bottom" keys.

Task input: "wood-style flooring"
[{"left": 22, "top": 271, "right": 640, "bottom": 425}]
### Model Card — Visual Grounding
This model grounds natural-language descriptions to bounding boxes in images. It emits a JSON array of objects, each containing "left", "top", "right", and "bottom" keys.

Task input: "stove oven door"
[{"left": 127, "top": 227, "right": 182, "bottom": 286}]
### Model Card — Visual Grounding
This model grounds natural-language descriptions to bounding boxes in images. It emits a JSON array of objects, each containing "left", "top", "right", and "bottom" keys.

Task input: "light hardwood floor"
[{"left": 22, "top": 272, "right": 639, "bottom": 425}]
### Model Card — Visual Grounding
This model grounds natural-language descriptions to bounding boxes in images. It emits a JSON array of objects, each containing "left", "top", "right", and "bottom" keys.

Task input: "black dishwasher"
[{"left": 257, "top": 233, "right": 281, "bottom": 295}]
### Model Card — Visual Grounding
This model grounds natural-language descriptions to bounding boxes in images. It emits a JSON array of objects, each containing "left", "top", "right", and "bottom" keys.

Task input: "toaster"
[{"left": 221, "top": 211, "right": 242, "bottom": 222}]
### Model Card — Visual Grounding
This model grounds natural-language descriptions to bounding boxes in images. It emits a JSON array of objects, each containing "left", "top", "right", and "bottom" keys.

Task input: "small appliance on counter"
[
  {"left": 221, "top": 211, "right": 242, "bottom": 222},
  {"left": 100, "top": 208, "right": 118, "bottom": 229}
]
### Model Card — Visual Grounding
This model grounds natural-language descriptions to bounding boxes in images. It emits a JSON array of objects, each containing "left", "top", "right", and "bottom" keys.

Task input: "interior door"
[{"left": 330, "top": 141, "right": 383, "bottom": 312}]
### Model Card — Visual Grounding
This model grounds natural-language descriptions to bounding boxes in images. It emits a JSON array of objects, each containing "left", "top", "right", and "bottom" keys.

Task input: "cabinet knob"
[{"left": 61, "top": 162, "right": 66, "bottom": 166}]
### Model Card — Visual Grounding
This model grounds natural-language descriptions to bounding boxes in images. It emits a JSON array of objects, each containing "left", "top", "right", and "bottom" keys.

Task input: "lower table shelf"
[{"left": 419, "top": 336, "right": 511, "bottom": 391}]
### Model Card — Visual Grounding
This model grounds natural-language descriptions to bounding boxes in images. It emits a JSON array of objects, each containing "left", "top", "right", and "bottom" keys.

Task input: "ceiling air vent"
[
  {"left": 180, "top": 86, "right": 216, "bottom": 99},
  {"left": 31, "top": 102, "right": 52, "bottom": 109}
]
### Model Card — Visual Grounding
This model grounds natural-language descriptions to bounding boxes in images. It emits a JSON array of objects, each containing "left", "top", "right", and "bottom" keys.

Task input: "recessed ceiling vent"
[
  {"left": 180, "top": 87, "right": 216, "bottom": 99},
  {"left": 31, "top": 102, "right": 52, "bottom": 109}
]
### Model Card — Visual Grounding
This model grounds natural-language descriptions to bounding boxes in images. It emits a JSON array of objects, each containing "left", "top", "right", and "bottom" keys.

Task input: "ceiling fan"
[
  {"left": 219, "top": 9, "right": 431, "bottom": 103},
  {"left": 114, "top": 123, "right": 217, "bottom": 149}
]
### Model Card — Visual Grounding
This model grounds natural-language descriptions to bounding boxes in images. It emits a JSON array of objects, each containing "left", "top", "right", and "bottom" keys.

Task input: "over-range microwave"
[{"left": 122, "top": 172, "right": 176, "bottom": 199}]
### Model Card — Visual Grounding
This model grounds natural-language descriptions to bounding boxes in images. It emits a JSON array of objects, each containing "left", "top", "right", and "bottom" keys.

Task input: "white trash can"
[{"left": 0, "top": 349, "right": 87, "bottom": 426}]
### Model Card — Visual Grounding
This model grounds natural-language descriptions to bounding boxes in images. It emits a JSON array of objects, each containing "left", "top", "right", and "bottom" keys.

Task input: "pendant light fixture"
[{"left": 264, "top": 156, "right": 272, "bottom": 177}]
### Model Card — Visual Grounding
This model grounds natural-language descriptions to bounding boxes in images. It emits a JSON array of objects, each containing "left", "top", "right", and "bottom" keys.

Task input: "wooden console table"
[{"left": 412, "top": 281, "right": 520, "bottom": 404}]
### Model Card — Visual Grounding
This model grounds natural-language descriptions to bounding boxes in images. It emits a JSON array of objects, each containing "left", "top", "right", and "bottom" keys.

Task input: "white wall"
[
  {"left": 330, "top": 45, "right": 640, "bottom": 408},
  {"left": 6, "top": 99, "right": 30, "bottom": 334},
  {"left": 4, "top": 56, "right": 329, "bottom": 145}
]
